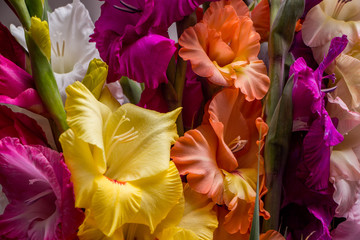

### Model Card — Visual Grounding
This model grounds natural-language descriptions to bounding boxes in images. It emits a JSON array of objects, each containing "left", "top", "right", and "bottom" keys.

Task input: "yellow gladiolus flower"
[{"left": 59, "top": 81, "right": 183, "bottom": 237}]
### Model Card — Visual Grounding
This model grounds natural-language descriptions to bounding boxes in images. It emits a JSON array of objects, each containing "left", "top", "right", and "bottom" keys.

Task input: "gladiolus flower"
[
  {"left": 171, "top": 88, "right": 269, "bottom": 234},
  {"left": 60, "top": 80, "right": 183, "bottom": 237},
  {"left": 11, "top": 0, "right": 99, "bottom": 103},
  {"left": 179, "top": 0, "right": 270, "bottom": 101},
  {"left": 0, "top": 137, "right": 84, "bottom": 240}
]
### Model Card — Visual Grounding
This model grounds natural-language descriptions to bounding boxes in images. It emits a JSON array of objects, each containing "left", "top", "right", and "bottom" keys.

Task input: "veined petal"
[
  {"left": 127, "top": 162, "right": 183, "bottom": 232},
  {"left": 335, "top": 54, "right": 360, "bottom": 110},
  {"left": 105, "top": 105, "right": 180, "bottom": 181},
  {"left": 91, "top": 177, "right": 142, "bottom": 236},
  {"left": 64, "top": 81, "right": 112, "bottom": 152}
]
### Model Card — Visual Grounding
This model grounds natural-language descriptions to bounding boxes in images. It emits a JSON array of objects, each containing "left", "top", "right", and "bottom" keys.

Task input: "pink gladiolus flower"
[{"left": 0, "top": 137, "right": 84, "bottom": 240}]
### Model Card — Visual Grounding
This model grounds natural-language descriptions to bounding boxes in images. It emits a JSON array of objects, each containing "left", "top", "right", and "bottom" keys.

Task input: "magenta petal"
[
  {"left": 0, "top": 89, "right": 45, "bottom": 114},
  {"left": 315, "top": 35, "right": 348, "bottom": 81},
  {"left": 292, "top": 58, "right": 321, "bottom": 131},
  {"left": 0, "top": 23, "right": 25, "bottom": 69},
  {"left": 138, "top": 87, "right": 169, "bottom": 112},
  {"left": 0, "top": 55, "right": 33, "bottom": 96},
  {"left": 0, "top": 105, "right": 48, "bottom": 146},
  {"left": 182, "top": 66, "right": 203, "bottom": 129},
  {"left": 0, "top": 137, "right": 84, "bottom": 239},
  {"left": 116, "top": 34, "right": 176, "bottom": 88},
  {"left": 297, "top": 117, "right": 332, "bottom": 191}
]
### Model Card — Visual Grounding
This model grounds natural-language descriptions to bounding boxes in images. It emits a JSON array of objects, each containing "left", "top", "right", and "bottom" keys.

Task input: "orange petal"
[
  {"left": 208, "top": 29, "right": 236, "bottom": 67},
  {"left": 233, "top": 17, "right": 261, "bottom": 61},
  {"left": 250, "top": 0, "right": 270, "bottom": 42},
  {"left": 232, "top": 59, "right": 270, "bottom": 101},
  {"left": 171, "top": 125, "right": 226, "bottom": 204},
  {"left": 179, "top": 23, "right": 225, "bottom": 82},
  {"left": 206, "top": 0, "right": 250, "bottom": 19}
]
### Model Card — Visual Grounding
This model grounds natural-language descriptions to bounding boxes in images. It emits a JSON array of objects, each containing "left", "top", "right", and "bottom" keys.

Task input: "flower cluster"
[{"left": 0, "top": 0, "right": 359, "bottom": 239}]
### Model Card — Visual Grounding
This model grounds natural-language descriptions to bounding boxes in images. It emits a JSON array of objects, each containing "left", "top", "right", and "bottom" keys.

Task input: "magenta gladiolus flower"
[
  {"left": 281, "top": 35, "right": 348, "bottom": 240},
  {"left": 0, "top": 55, "right": 45, "bottom": 114},
  {"left": 0, "top": 137, "right": 84, "bottom": 240},
  {"left": 91, "top": 0, "right": 215, "bottom": 88},
  {"left": 291, "top": 35, "right": 347, "bottom": 190}
]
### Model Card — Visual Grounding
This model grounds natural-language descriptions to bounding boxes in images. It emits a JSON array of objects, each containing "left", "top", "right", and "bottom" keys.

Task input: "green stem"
[
  {"left": 25, "top": 32, "right": 68, "bottom": 134},
  {"left": 7, "top": 0, "right": 31, "bottom": 29}
]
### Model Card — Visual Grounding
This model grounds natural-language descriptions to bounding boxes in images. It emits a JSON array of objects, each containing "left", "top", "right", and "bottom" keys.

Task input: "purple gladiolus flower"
[
  {"left": 0, "top": 137, "right": 84, "bottom": 240},
  {"left": 91, "top": 0, "right": 215, "bottom": 88},
  {"left": 282, "top": 35, "right": 348, "bottom": 240}
]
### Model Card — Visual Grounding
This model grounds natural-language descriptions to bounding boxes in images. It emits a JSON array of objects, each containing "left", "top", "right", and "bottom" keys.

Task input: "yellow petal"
[
  {"left": 82, "top": 59, "right": 108, "bottom": 100},
  {"left": 65, "top": 81, "right": 112, "bottom": 151},
  {"left": 59, "top": 129, "right": 104, "bottom": 208},
  {"left": 28, "top": 17, "right": 51, "bottom": 60},
  {"left": 99, "top": 86, "right": 121, "bottom": 112},
  {"left": 78, "top": 210, "right": 125, "bottom": 240},
  {"left": 104, "top": 105, "right": 181, "bottom": 181},
  {"left": 129, "top": 162, "right": 183, "bottom": 232},
  {"left": 91, "top": 176, "right": 142, "bottom": 236}
]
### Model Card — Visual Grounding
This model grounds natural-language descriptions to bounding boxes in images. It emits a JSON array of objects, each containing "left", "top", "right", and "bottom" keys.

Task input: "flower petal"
[
  {"left": 104, "top": 104, "right": 180, "bottom": 181},
  {"left": 171, "top": 125, "right": 225, "bottom": 204},
  {"left": 91, "top": 176, "right": 142, "bottom": 236}
]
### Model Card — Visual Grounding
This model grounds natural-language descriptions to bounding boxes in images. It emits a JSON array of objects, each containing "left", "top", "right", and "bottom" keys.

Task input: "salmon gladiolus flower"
[
  {"left": 179, "top": 0, "right": 270, "bottom": 101},
  {"left": 171, "top": 88, "right": 269, "bottom": 234}
]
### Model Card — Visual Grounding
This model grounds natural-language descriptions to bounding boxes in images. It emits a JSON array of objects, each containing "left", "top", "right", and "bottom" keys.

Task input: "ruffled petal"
[
  {"left": 171, "top": 125, "right": 225, "bottom": 204},
  {"left": 114, "top": 34, "right": 176, "bottom": 88}
]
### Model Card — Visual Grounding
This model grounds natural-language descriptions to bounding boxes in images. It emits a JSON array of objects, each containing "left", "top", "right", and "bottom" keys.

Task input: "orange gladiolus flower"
[
  {"left": 171, "top": 88, "right": 269, "bottom": 234},
  {"left": 179, "top": 0, "right": 270, "bottom": 101}
]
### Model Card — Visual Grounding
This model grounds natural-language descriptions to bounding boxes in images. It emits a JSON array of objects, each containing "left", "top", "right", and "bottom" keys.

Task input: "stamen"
[
  {"left": 25, "top": 189, "right": 53, "bottom": 205},
  {"left": 228, "top": 136, "right": 248, "bottom": 153},
  {"left": 113, "top": 0, "right": 142, "bottom": 13},
  {"left": 56, "top": 42, "right": 61, "bottom": 57},
  {"left": 332, "top": 0, "right": 352, "bottom": 18},
  {"left": 62, "top": 40, "right": 65, "bottom": 57},
  {"left": 106, "top": 111, "right": 139, "bottom": 159}
]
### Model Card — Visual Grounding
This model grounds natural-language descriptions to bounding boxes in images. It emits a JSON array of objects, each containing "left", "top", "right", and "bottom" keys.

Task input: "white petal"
[{"left": 9, "top": 24, "right": 27, "bottom": 51}]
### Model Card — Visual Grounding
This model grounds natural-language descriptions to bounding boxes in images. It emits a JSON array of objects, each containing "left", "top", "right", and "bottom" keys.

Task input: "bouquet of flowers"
[{"left": 0, "top": 0, "right": 359, "bottom": 239}]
